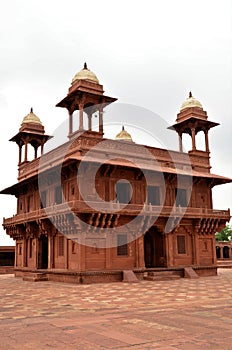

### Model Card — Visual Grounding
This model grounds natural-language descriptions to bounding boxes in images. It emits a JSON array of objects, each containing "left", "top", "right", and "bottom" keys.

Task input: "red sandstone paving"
[{"left": 0, "top": 269, "right": 232, "bottom": 349}]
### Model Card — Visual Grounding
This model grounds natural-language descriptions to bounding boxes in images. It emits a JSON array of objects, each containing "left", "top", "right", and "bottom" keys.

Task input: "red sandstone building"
[{"left": 1, "top": 64, "right": 231, "bottom": 283}]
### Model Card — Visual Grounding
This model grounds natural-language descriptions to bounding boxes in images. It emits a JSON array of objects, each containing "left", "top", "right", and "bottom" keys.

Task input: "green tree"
[{"left": 215, "top": 224, "right": 232, "bottom": 242}]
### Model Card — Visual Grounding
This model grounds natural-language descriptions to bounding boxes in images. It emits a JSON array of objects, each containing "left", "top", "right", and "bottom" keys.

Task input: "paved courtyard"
[{"left": 0, "top": 269, "right": 232, "bottom": 349}]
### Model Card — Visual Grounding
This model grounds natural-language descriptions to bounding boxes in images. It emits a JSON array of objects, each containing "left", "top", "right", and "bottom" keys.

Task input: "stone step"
[
  {"left": 23, "top": 272, "right": 48, "bottom": 282},
  {"left": 217, "top": 260, "right": 232, "bottom": 267},
  {"left": 0, "top": 266, "right": 14, "bottom": 274},
  {"left": 144, "top": 270, "right": 181, "bottom": 281},
  {"left": 144, "top": 274, "right": 181, "bottom": 281},
  {"left": 147, "top": 271, "right": 179, "bottom": 276}
]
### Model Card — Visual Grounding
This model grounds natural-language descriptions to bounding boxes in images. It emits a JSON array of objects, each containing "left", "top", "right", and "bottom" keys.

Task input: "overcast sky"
[{"left": 0, "top": 0, "right": 231, "bottom": 245}]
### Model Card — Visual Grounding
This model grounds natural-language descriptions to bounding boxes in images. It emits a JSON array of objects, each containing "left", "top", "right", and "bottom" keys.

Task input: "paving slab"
[{"left": 0, "top": 269, "right": 232, "bottom": 349}]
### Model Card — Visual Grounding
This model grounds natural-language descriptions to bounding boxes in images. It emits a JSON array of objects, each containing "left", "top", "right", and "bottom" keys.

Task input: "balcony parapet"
[
  {"left": 17, "top": 136, "right": 212, "bottom": 182},
  {"left": 3, "top": 201, "right": 231, "bottom": 227}
]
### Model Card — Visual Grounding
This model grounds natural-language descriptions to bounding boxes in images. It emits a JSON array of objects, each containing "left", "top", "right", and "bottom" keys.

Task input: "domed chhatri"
[
  {"left": 72, "top": 62, "right": 99, "bottom": 85},
  {"left": 56, "top": 63, "right": 117, "bottom": 138},
  {"left": 115, "top": 126, "right": 133, "bottom": 142},
  {"left": 180, "top": 92, "right": 203, "bottom": 111},
  {"left": 21, "top": 108, "right": 42, "bottom": 125}
]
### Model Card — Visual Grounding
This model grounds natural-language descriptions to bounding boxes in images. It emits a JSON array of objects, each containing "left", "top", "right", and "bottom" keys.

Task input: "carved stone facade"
[{"left": 1, "top": 65, "right": 231, "bottom": 283}]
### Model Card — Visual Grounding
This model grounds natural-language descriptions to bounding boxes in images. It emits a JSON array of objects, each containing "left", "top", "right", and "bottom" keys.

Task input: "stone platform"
[
  {"left": 14, "top": 265, "right": 217, "bottom": 284},
  {"left": 0, "top": 268, "right": 232, "bottom": 349}
]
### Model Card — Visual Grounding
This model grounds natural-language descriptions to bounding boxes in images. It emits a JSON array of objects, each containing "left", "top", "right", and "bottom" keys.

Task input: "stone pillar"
[
  {"left": 137, "top": 235, "right": 145, "bottom": 268},
  {"left": 212, "top": 236, "right": 217, "bottom": 265},
  {"left": 194, "top": 234, "right": 200, "bottom": 265},
  {"left": 24, "top": 142, "right": 28, "bottom": 162},
  {"left": 164, "top": 234, "right": 169, "bottom": 267},
  {"left": 79, "top": 241, "right": 86, "bottom": 271},
  {"left": 64, "top": 238, "right": 68, "bottom": 269},
  {"left": 48, "top": 235, "right": 54, "bottom": 269},
  {"left": 134, "top": 238, "right": 139, "bottom": 268},
  {"left": 32, "top": 238, "right": 36, "bottom": 269},
  {"left": 22, "top": 239, "right": 27, "bottom": 267},
  {"left": 178, "top": 132, "right": 183, "bottom": 152},
  {"left": 35, "top": 238, "right": 38, "bottom": 269},
  {"left": 88, "top": 114, "right": 92, "bottom": 131},
  {"left": 15, "top": 244, "right": 17, "bottom": 268},
  {"left": 41, "top": 142, "right": 44, "bottom": 156},
  {"left": 167, "top": 234, "right": 174, "bottom": 266},
  {"left": 19, "top": 145, "right": 22, "bottom": 164},
  {"left": 76, "top": 240, "right": 81, "bottom": 271},
  {"left": 106, "top": 236, "right": 111, "bottom": 269},
  {"left": 191, "top": 128, "right": 196, "bottom": 151},
  {"left": 69, "top": 111, "right": 73, "bottom": 135},
  {"left": 34, "top": 146, "right": 38, "bottom": 159},
  {"left": 192, "top": 234, "right": 197, "bottom": 265},
  {"left": 99, "top": 108, "right": 103, "bottom": 134},
  {"left": 79, "top": 104, "right": 84, "bottom": 130},
  {"left": 204, "top": 130, "right": 209, "bottom": 152}
]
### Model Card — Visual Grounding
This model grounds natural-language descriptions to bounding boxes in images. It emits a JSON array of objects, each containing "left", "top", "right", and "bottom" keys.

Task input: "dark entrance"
[
  {"left": 223, "top": 246, "right": 230, "bottom": 259},
  {"left": 216, "top": 246, "right": 221, "bottom": 259},
  {"left": 144, "top": 227, "right": 166, "bottom": 268},
  {"left": 0, "top": 252, "right": 15, "bottom": 266},
  {"left": 38, "top": 235, "right": 48, "bottom": 269}
]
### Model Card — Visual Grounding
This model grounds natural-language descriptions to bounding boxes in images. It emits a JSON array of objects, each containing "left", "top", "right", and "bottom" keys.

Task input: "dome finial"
[
  {"left": 115, "top": 125, "right": 133, "bottom": 142},
  {"left": 21, "top": 109, "right": 42, "bottom": 126},
  {"left": 180, "top": 92, "right": 203, "bottom": 111},
  {"left": 72, "top": 64, "right": 99, "bottom": 84}
]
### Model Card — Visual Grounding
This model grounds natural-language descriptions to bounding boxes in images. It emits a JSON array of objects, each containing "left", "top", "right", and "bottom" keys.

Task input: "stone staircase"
[
  {"left": 144, "top": 270, "right": 181, "bottom": 281},
  {"left": 23, "top": 272, "right": 48, "bottom": 282},
  {"left": 217, "top": 260, "right": 232, "bottom": 268}
]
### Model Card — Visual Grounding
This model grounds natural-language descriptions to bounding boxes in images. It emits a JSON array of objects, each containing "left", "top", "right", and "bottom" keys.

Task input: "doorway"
[
  {"left": 223, "top": 246, "right": 230, "bottom": 259},
  {"left": 216, "top": 246, "right": 221, "bottom": 259},
  {"left": 38, "top": 234, "right": 48, "bottom": 269},
  {"left": 144, "top": 227, "right": 166, "bottom": 268}
]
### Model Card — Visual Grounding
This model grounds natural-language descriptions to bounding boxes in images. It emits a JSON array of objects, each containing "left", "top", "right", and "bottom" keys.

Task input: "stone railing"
[
  {"left": 17, "top": 135, "right": 213, "bottom": 182},
  {"left": 3, "top": 201, "right": 230, "bottom": 226}
]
